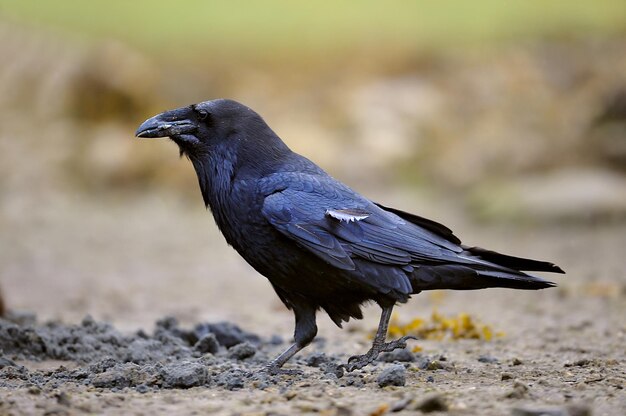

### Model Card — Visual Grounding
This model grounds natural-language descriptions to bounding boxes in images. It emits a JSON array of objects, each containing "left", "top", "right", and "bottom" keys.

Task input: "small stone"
[
  {"left": 55, "top": 392, "right": 71, "bottom": 407},
  {"left": 379, "top": 349, "right": 415, "bottom": 363},
  {"left": 343, "top": 374, "right": 365, "bottom": 388},
  {"left": 155, "top": 316, "right": 179, "bottom": 330},
  {"left": 501, "top": 372, "right": 514, "bottom": 381},
  {"left": 505, "top": 381, "right": 529, "bottom": 399},
  {"left": 413, "top": 394, "right": 448, "bottom": 413},
  {"left": 216, "top": 370, "right": 245, "bottom": 390},
  {"left": 195, "top": 322, "right": 260, "bottom": 348},
  {"left": 0, "top": 357, "right": 17, "bottom": 368},
  {"left": 305, "top": 352, "right": 330, "bottom": 367},
  {"left": 81, "top": 315, "right": 96, "bottom": 327},
  {"left": 135, "top": 384, "right": 149, "bottom": 394},
  {"left": 161, "top": 361, "right": 208, "bottom": 388},
  {"left": 512, "top": 358, "right": 523, "bottom": 366},
  {"left": 574, "top": 359, "right": 591, "bottom": 367},
  {"left": 321, "top": 362, "right": 344, "bottom": 379},
  {"left": 478, "top": 355, "right": 499, "bottom": 364},
  {"left": 283, "top": 391, "right": 297, "bottom": 400},
  {"left": 228, "top": 342, "right": 256, "bottom": 360},
  {"left": 194, "top": 333, "right": 220, "bottom": 354},
  {"left": 377, "top": 364, "right": 406, "bottom": 387},
  {"left": 91, "top": 365, "right": 135, "bottom": 389}
]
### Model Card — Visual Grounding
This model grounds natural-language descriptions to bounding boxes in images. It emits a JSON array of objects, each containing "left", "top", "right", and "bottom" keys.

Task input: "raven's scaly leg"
[
  {"left": 266, "top": 343, "right": 304, "bottom": 375},
  {"left": 265, "top": 304, "right": 317, "bottom": 375},
  {"left": 345, "top": 305, "right": 416, "bottom": 372}
]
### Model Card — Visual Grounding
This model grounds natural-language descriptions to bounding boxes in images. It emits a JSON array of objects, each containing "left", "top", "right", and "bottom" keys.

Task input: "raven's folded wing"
[{"left": 261, "top": 189, "right": 463, "bottom": 270}]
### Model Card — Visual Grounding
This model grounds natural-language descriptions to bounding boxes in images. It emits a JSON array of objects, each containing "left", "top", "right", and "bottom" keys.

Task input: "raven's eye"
[{"left": 197, "top": 109, "right": 209, "bottom": 120}]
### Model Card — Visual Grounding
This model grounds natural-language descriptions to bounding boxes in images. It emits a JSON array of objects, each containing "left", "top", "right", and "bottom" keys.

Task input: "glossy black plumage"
[{"left": 136, "top": 99, "right": 564, "bottom": 372}]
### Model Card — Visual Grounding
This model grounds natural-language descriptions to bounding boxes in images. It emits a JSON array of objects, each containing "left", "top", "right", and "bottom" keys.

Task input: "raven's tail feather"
[
  {"left": 475, "top": 269, "right": 557, "bottom": 290},
  {"left": 409, "top": 264, "right": 557, "bottom": 292},
  {"left": 461, "top": 246, "right": 565, "bottom": 274}
]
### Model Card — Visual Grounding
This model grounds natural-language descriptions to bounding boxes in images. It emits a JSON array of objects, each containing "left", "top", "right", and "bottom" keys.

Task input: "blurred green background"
[
  {"left": 2, "top": 1, "right": 626, "bottom": 211},
  {"left": 1, "top": 1, "right": 625, "bottom": 322}
]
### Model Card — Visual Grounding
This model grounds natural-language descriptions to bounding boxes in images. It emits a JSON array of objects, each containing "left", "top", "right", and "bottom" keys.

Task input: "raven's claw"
[{"left": 344, "top": 335, "right": 417, "bottom": 372}]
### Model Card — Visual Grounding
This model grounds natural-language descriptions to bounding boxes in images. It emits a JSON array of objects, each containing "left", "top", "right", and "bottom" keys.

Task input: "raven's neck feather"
[
  {"left": 189, "top": 138, "right": 292, "bottom": 247},
  {"left": 190, "top": 147, "right": 235, "bottom": 212}
]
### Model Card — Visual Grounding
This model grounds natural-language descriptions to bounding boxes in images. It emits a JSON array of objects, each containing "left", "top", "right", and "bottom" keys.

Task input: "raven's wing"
[
  {"left": 260, "top": 173, "right": 557, "bottom": 294},
  {"left": 260, "top": 179, "right": 472, "bottom": 295}
]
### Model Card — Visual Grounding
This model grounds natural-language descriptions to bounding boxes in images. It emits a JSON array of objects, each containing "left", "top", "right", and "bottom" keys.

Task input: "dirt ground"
[{"left": 0, "top": 190, "right": 624, "bottom": 416}]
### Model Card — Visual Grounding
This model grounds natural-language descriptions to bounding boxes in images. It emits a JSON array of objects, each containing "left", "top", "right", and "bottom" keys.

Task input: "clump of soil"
[
  {"left": 0, "top": 313, "right": 286, "bottom": 391},
  {"left": 2, "top": 313, "right": 418, "bottom": 393}
]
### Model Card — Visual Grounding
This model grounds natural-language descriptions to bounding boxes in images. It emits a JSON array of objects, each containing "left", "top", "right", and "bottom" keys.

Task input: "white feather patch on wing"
[{"left": 325, "top": 208, "right": 370, "bottom": 222}]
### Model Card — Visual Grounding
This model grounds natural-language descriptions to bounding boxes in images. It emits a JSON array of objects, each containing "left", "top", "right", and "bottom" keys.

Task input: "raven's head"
[
  {"left": 136, "top": 99, "right": 291, "bottom": 206},
  {"left": 136, "top": 99, "right": 285, "bottom": 158}
]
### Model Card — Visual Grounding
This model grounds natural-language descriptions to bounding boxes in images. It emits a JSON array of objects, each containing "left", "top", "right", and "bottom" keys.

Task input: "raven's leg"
[
  {"left": 266, "top": 304, "right": 317, "bottom": 375},
  {"left": 345, "top": 305, "right": 416, "bottom": 372}
]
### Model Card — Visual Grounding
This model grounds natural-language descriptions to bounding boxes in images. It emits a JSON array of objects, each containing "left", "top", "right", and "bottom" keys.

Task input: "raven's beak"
[{"left": 135, "top": 110, "right": 197, "bottom": 139}]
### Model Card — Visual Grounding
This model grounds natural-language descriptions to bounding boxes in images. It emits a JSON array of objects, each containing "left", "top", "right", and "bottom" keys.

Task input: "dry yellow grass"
[{"left": 387, "top": 310, "right": 504, "bottom": 345}]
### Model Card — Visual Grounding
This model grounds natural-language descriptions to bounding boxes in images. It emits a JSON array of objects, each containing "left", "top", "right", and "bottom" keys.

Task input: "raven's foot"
[{"left": 344, "top": 335, "right": 417, "bottom": 372}]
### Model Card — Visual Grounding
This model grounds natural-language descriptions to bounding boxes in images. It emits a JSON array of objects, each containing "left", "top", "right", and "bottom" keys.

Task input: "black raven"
[{"left": 136, "top": 99, "right": 564, "bottom": 373}]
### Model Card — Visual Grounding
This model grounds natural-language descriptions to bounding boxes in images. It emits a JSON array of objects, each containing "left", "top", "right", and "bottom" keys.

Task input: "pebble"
[
  {"left": 0, "top": 357, "right": 17, "bottom": 368},
  {"left": 194, "top": 333, "right": 220, "bottom": 354},
  {"left": 564, "top": 358, "right": 590, "bottom": 368},
  {"left": 321, "top": 362, "right": 345, "bottom": 379},
  {"left": 161, "top": 361, "right": 208, "bottom": 388},
  {"left": 377, "top": 364, "right": 406, "bottom": 387},
  {"left": 195, "top": 322, "right": 260, "bottom": 348},
  {"left": 228, "top": 342, "right": 256, "bottom": 360},
  {"left": 478, "top": 355, "right": 499, "bottom": 364},
  {"left": 378, "top": 349, "right": 415, "bottom": 363},
  {"left": 505, "top": 381, "right": 529, "bottom": 399},
  {"left": 305, "top": 352, "right": 330, "bottom": 367},
  {"left": 91, "top": 364, "right": 143, "bottom": 389},
  {"left": 413, "top": 393, "right": 448, "bottom": 413},
  {"left": 135, "top": 384, "right": 149, "bottom": 394},
  {"left": 55, "top": 392, "right": 71, "bottom": 407},
  {"left": 216, "top": 371, "right": 245, "bottom": 390}
]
